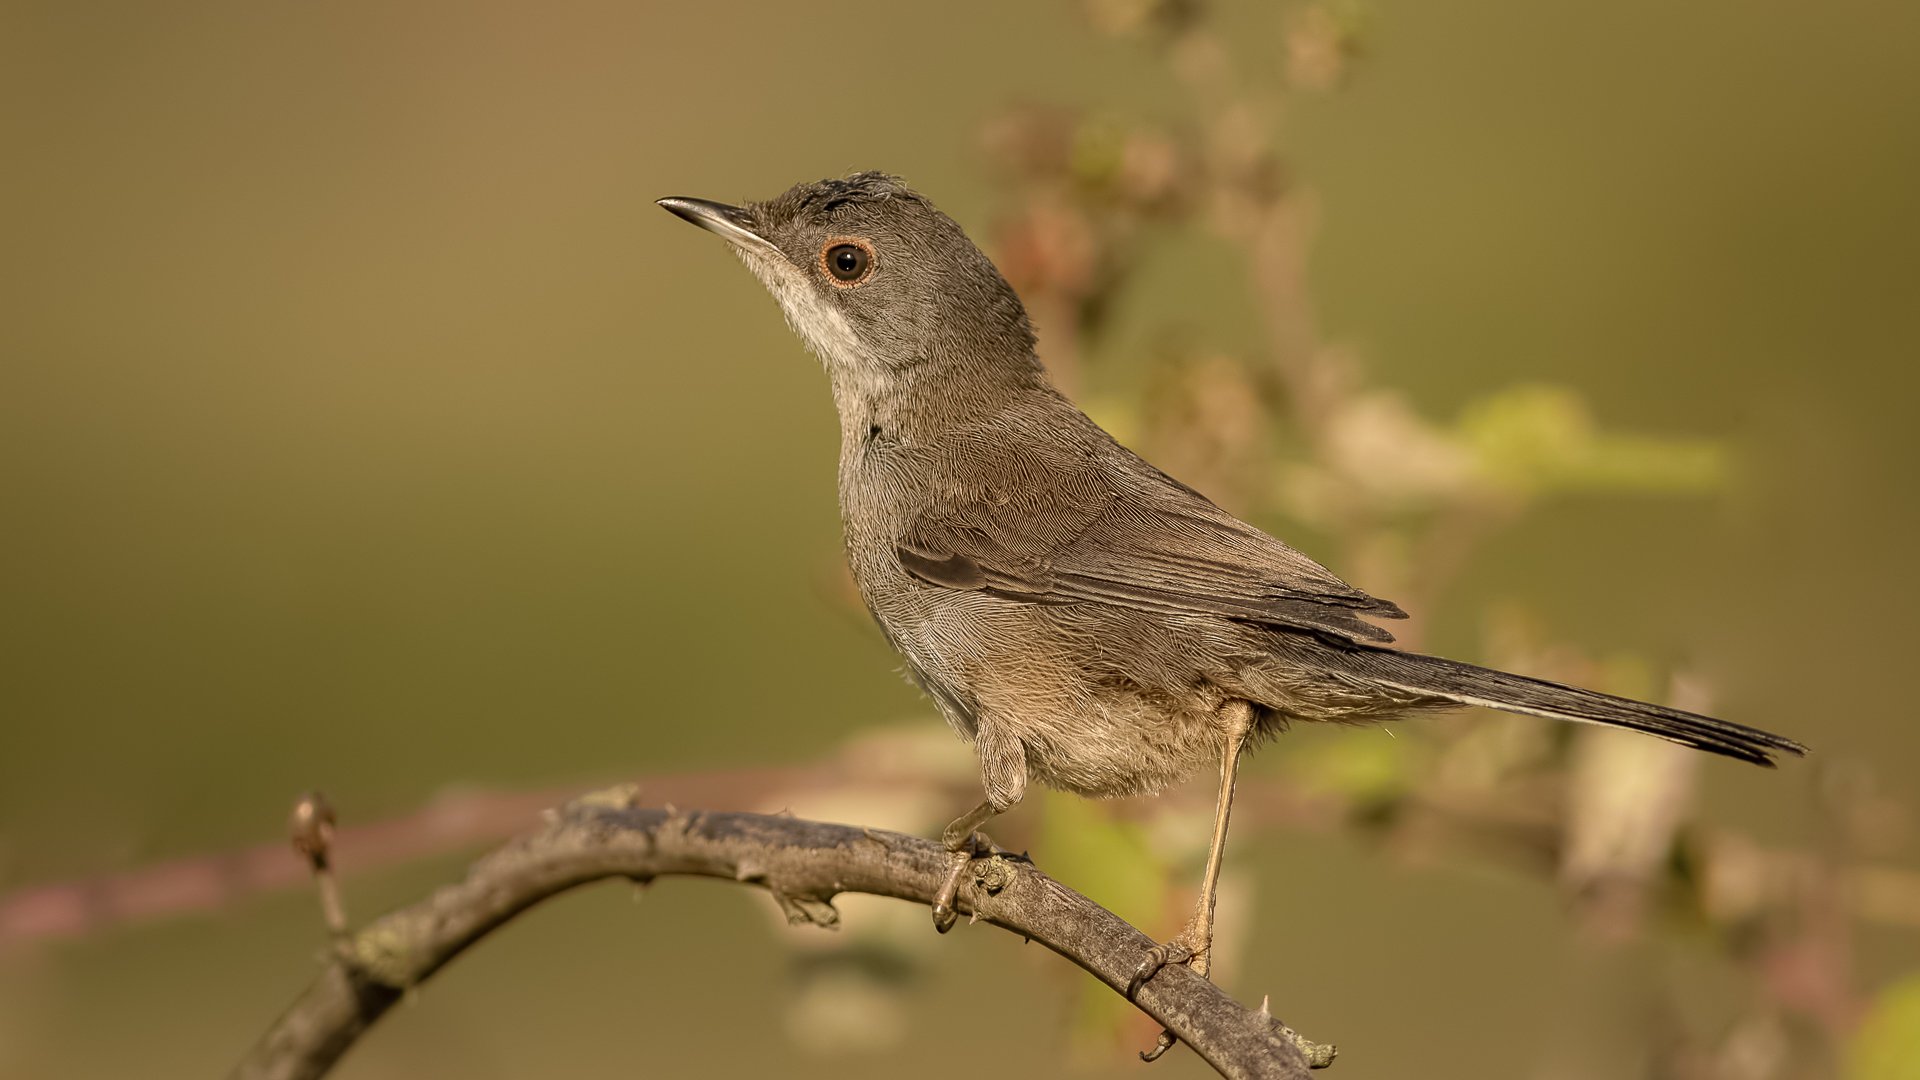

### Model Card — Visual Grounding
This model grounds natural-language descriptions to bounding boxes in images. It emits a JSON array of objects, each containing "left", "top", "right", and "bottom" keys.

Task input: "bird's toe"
[{"left": 1128, "top": 940, "right": 1195, "bottom": 998}]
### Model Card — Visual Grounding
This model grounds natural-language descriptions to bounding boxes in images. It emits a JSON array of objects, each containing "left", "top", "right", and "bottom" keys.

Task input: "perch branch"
[{"left": 231, "top": 788, "right": 1332, "bottom": 1080}]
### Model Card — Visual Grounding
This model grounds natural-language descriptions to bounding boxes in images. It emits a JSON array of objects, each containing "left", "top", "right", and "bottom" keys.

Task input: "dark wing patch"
[
  {"left": 894, "top": 547, "right": 987, "bottom": 590},
  {"left": 896, "top": 453, "right": 1408, "bottom": 644}
]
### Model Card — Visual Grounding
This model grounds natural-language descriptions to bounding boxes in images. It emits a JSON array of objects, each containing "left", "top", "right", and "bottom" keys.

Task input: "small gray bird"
[{"left": 658, "top": 173, "right": 1805, "bottom": 997}]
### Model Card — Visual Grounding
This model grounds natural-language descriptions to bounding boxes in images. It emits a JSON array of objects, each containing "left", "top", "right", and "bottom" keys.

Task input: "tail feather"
[{"left": 1334, "top": 646, "right": 1808, "bottom": 767}]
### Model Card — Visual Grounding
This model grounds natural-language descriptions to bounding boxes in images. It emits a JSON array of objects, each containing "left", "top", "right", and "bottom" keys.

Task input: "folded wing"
[{"left": 895, "top": 450, "right": 1407, "bottom": 643}]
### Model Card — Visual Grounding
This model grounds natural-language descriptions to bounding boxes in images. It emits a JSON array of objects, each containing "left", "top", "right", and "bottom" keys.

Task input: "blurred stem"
[{"left": 314, "top": 871, "right": 346, "bottom": 940}]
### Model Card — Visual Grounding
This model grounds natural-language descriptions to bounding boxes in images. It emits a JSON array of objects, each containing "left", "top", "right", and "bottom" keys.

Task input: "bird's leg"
[
  {"left": 1130, "top": 700, "right": 1253, "bottom": 998},
  {"left": 930, "top": 799, "right": 999, "bottom": 933}
]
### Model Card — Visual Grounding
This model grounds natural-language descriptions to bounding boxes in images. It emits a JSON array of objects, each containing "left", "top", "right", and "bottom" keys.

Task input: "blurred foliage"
[
  {"left": 1037, "top": 789, "right": 1173, "bottom": 1057},
  {"left": 1279, "top": 726, "right": 1418, "bottom": 809},
  {"left": 1851, "top": 973, "right": 1920, "bottom": 1080},
  {"left": 1039, "top": 789, "right": 1167, "bottom": 931},
  {"left": 959, "top": 0, "right": 1917, "bottom": 1073},
  {"left": 1459, "top": 384, "right": 1728, "bottom": 497}
]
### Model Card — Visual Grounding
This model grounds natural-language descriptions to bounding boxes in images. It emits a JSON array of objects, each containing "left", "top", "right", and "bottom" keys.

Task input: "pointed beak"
[{"left": 656, "top": 197, "right": 782, "bottom": 259}]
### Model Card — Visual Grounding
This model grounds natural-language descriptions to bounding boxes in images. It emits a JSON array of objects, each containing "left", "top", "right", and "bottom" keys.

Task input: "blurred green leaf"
[
  {"left": 1457, "top": 384, "right": 1726, "bottom": 497},
  {"left": 1070, "top": 114, "right": 1129, "bottom": 189},
  {"left": 1281, "top": 727, "right": 1418, "bottom": 804},
  {"left": 1851, "top": 973, "right": 1920, "bottom": 1080},
  {"left": 1039, "top": 788, "right": 1166, "bottom": 928},
  {"left": 1038, "top": 789, "right": 1169, "bottom": 1055}
]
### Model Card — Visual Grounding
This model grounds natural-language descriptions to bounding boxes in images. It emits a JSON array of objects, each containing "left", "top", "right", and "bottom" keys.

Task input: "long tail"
[{"left": 1326, "top": 645, "right": 1808, "bottom": 767}]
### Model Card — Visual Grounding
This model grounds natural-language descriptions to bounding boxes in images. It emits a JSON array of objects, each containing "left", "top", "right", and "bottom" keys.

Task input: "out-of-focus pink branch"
[
  {"left": 0, "top": 738, "right": 1356, "bottom": 948},
  {"left": 1, "top": 784, "right": 575, "bottom": 944},
  {"left": 0, "top": 763, "right": 825, "bottom": 945},
  {"left": 9, "top": 733, "right": 1917, "bottom": 958}
]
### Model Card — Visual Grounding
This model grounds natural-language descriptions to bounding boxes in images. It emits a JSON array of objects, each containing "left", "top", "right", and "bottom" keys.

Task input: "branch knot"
[
  {"left": 972, "top": 853, "right": 1020, "bottom": 896},
  {"left": 771, "top": 890, "right": 841, "bottom": 928},
  {"left": 347, "top": 924, "right": 421, "bottom": 989}
]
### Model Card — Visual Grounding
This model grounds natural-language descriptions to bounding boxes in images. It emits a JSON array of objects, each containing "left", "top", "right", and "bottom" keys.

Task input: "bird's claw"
[
  {"left": 1140, "top": 1028, "right": 1178, "bottom": 1062},
  {"left": 929, "top": 848, "right": 974, "bottom": 934},
  {"left": 930, "top": 900, "right": 958, "bottom": 933},
  {"left": 1128, "top": 939, "right": 1195, "bottom": 998}
]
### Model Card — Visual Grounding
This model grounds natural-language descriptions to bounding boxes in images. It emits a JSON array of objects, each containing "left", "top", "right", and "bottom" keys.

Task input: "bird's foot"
[
  {"left": 1129, "top": 930, "right": 1208, "bottom": 1064},
  {"left": 929, "top": 847, "right": 972, "bottom": 933},
  {"left": 930, "top": 831, "right": 998, "bottom": 933},
  {"left": 1127, "top": 934, "right": 1200, "bottom": 999},
  {"left": 1140, "top": 1028, "right": 1179, "bottom": 1063}
]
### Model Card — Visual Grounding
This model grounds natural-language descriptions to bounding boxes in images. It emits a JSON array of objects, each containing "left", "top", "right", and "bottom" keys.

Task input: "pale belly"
[{"left": 869, "top": 581, "right": 1239, "bottom": 799}]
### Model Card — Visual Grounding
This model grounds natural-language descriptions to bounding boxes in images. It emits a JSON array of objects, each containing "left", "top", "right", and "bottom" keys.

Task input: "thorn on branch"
[{"left": 1251, "top": 993, "right": 1337, "bottom": 1069}]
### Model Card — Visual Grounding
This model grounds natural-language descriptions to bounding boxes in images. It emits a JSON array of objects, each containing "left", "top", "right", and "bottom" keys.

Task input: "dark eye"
[{"left": 825, "top": 244, "right": 870, "bottom": 283}]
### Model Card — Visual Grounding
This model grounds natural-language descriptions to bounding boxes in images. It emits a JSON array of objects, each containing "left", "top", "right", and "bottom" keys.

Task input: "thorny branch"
[{"left": 231, "top": 787, "right": 1335, "bottom": 1080}]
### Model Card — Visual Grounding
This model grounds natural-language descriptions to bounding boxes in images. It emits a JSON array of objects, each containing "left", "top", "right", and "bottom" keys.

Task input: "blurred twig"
[
  {"left": 230, "top": 788, "right": 1324, "bottom": 1080},
  {"left": 975, "top": 3, "right": 1877, "bottom": 1072},
  {"left": 0, "top": 730, "right": 1338, "bottom": 947},
  {"left": 289, "top": 792, "right": 346, "bottom": 939}
]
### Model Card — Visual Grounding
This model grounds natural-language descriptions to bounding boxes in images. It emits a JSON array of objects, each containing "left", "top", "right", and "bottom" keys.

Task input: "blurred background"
[{"left": 2, "top": 0, "right": 1918, "bottom": 1077}]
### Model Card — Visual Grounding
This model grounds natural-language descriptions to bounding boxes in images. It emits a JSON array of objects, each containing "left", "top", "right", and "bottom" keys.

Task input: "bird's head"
[{"left": 658, "top": 173, "right": 1043, "bottom": 406}]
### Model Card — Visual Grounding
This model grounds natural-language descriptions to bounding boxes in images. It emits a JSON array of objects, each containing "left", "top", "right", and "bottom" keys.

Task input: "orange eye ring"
[{"left": 821, "top": 239, "right": 876, "bottom": 286}]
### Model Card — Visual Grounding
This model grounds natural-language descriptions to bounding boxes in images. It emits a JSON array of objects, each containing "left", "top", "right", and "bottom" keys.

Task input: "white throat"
[{"left": 732, "top": 244, "right": 890, "bottom": 427}]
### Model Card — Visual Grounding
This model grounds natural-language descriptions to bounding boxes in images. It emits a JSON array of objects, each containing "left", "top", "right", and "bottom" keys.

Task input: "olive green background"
[{"left": 1, "top": 0, "right": 1916, "bottom": 1076}]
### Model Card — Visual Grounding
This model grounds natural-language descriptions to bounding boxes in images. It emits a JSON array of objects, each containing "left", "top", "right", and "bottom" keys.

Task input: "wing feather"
[{"left": 895, "top": 448, "right": 1407, "bottom": 643}]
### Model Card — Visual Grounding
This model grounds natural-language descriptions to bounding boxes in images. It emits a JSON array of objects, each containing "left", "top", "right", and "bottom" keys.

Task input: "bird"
[{"left": 656, "top": 172, "right": 1806, "bottom": 1013}]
